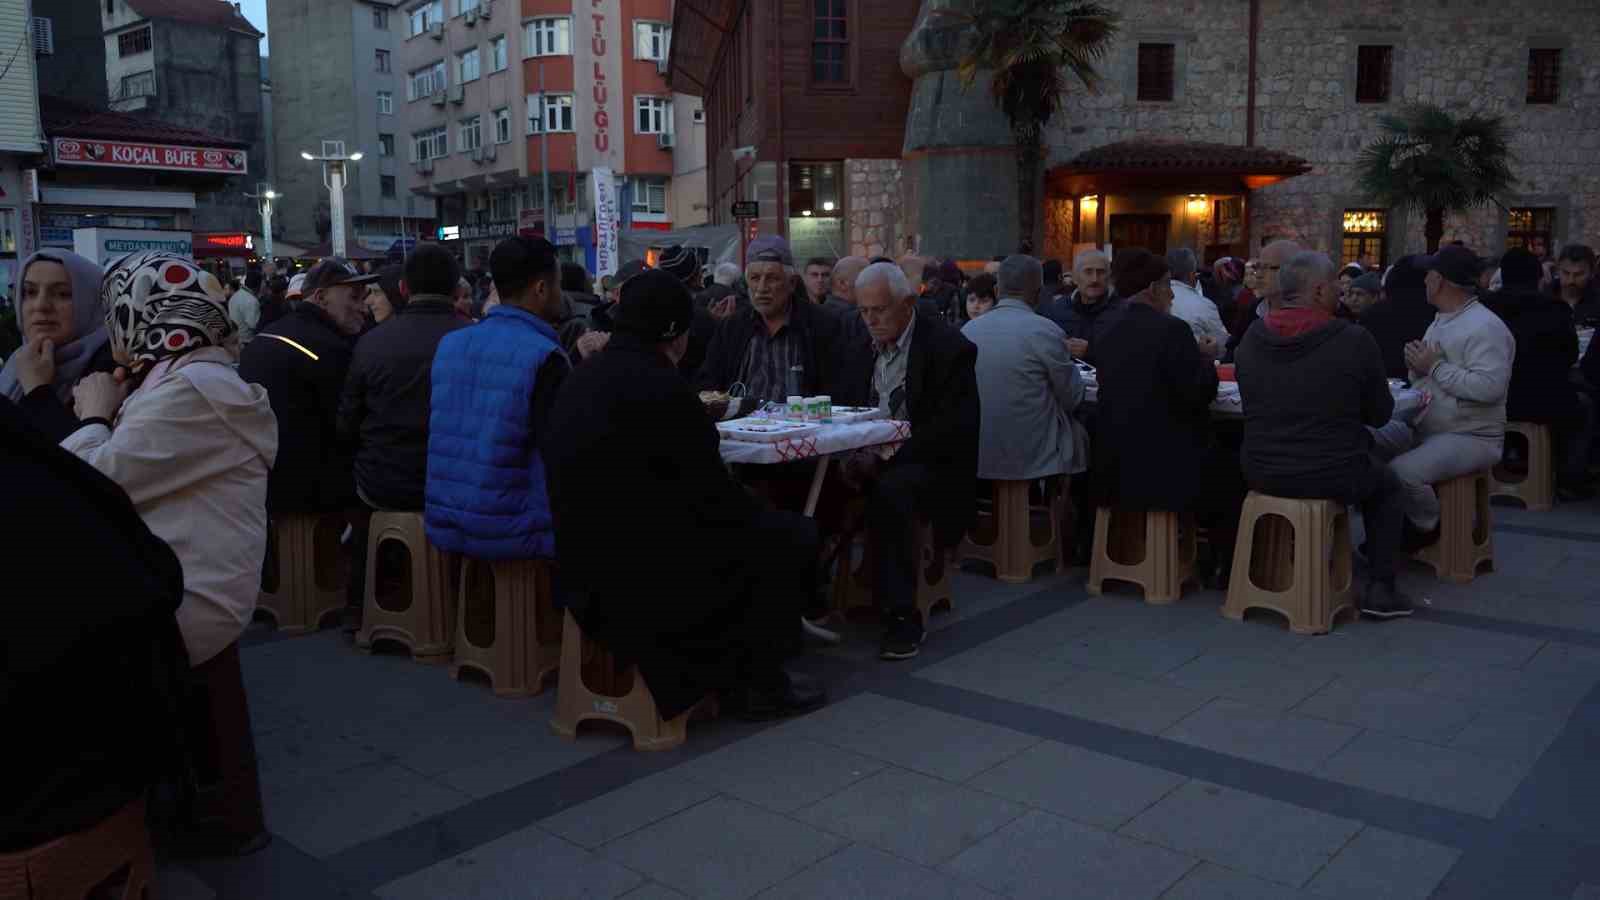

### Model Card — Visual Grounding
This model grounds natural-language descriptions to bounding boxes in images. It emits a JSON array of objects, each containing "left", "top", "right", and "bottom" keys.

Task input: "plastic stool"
[
  {"left": 832, "top": 521, "right": 954, "bottom": 622},
  {"left": 1415, "top": 470, "right": 1495, "bottom": 583},
  {"left": 1223, "top": 493, "right": 1355, "bottom": 634},
  {"left": 451, "top": 558, "right": 562, "bottom": 696},
  {"left": 257, "top": 512, "right": 348, "bottom": 633},
  {"left": 1489, "top": 421, "right": 1554, "bottom": 511},
  {"left": 0, "top": 797, "right": 152, "bottom": 900},
  {"left": 1086, "top": 507, "right": 1196, "bottom": 604},
  {"left": 959, "top": 478, "right": 1066, "bottom": 583},
  {"left": 356, "top": 512, "right": 458, "bottom": 660},
  {"left": 550, "top": 611, "right": 718, "bottom": 751}
]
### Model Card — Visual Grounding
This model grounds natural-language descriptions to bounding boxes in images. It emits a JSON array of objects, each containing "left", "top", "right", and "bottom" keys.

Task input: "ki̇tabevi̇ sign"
[{"left": 52, "top": 138, "right": 248, "bottom": 176}]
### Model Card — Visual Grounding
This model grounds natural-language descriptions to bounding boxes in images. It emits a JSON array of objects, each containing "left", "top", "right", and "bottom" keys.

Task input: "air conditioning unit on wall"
[
  {"left": 656, "top": 132, "right": 674, "bottom": 149},
  {"left": 428, "top": 22, "right": 443, "bottom": 40}
]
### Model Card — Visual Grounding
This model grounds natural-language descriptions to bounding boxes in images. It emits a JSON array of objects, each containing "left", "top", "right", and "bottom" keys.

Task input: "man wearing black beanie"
[{"left": 546, "top": 269, "right": 827, "bottom": 721}]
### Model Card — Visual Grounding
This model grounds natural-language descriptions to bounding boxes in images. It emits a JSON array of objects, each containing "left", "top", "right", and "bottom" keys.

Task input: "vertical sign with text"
[
  {"left": 17, "top": 169, "right": 38, "bottom": 258},
  {"left": 592, "top": 167, "right": 618, "bottom": 278},
  {"left": 574, "top": 0, "right": 624, "bottom": 173}
]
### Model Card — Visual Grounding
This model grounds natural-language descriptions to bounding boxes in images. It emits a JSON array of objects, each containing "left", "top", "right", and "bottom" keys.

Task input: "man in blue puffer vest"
[{"left": 425, "top": 235, "right": 570, "bottom": 559}]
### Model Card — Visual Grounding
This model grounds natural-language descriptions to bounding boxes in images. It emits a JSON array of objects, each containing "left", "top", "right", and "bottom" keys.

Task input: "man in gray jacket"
[
  {"left": 1373, "top": 244, "right": 1514, "bottom": 546},
  {"left": 961, "top": 254, "right": 1086, "bottom": 482}
]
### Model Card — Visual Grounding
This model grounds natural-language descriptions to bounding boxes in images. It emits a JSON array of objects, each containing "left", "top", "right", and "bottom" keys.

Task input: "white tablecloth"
[
  {"left": 718, "top": 418, "right": 912, "bottom": 465},
  {"left": 1082, "top": 381, "right": 1420, "bottom": 419}
]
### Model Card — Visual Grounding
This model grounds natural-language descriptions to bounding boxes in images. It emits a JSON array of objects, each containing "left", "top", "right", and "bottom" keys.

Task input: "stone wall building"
[
  {"left": 902, "top": 0, "right": 1600, "bottom": 266},
  {"left": 670, "top": 0, "right": 918, "bottom": 263}
]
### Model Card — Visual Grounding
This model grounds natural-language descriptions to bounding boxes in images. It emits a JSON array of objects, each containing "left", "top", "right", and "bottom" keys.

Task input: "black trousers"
[
  {"left": 179, "top": 641, "right": 265, "bottom": 841},
  {"left": 866, "top": 462, "right": 935, "bottom": 620},
  {"left": 1255, "top": 453, "right": 1404, "bottom": 584}
]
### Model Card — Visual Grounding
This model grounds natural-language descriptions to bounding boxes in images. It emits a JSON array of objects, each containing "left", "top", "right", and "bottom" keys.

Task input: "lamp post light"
[
  {"left": 300, "top": 148, "right": 364, "bottom": 258},
  {"left": 244, "top": 184, "right": 278, "bottom": 260}
]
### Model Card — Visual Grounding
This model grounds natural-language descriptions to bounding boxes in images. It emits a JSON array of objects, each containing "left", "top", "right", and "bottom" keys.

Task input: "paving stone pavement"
[{"left": 167, "top": 498, "right": 1600, "bottom": 898}]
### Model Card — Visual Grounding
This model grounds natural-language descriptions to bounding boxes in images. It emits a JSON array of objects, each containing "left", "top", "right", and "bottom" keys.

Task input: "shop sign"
[
  {"left": 39, "top": 226, "right": 74, "bottom": 248},
  {"left": 73, "top": 227, "right": 194, "bottom": 265},
  {"left": 554, "top": 227, "right": 577, "bottom": 246},
  {"left": 437, "top": 225, "right": 461, "bottom": 241},
  {"left": 18, "top": 169, "right": 38, "bottom": 256},
  {"left": 52, "top": 137, "right": 248, "bottom": 175},
  {"left": 198, "top": 233, "right": 254, "bottom": 250},
  {"left": 461, "top": 220, "right": 518, "bottom": 241}
]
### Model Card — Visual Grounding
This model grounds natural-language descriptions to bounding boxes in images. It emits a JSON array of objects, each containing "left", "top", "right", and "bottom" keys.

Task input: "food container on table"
[
  {"left": 786, "top": 395, "right": 806, "bottom": 420},
  {"left": 810, "top": 395, "right": 832, "bottom": 423}
]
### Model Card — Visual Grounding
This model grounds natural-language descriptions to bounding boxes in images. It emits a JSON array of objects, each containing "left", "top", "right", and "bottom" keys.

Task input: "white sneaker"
[{"left": 801, "top": 616, "right": 841, "bottom": 645}]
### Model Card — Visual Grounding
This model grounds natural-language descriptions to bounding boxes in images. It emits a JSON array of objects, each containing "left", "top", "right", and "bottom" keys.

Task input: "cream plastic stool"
[
  {"left": 550, "top": 611, "right": 718, "bottom": 751},
  {"left": 1415, "top": 470, "right": 1495, "bottom": 583},
  {"left": 1223, "top": 493, "right": 1355, "bottom": 635},
  {"left": 356, "top": 511, "right": 458, "bottom": 661},
  {"left": 832, "top": 521, "right": 954, "bottom": 623},
  {"left": 257, "top": 512, "right": 348, "bottom": 633},
  {"left": 1489, "top": 421, "right": 1554, "bottom": 511},
  {"left": 451, "top": 558, "right": 562, "bottom": 696},
  {"left": 959, "top": 478, "right": 1066, "bottom": 583},
  {"left": 1086, "top": 508, "right": 1196, "bottom": 604}
]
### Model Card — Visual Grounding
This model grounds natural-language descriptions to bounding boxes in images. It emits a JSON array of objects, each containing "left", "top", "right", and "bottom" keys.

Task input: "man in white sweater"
[
  {"left": 1373, "top": 245, "right": 1514, "bottom": 549},
  {"left": 1167, "top": 247, "right": 1228, "bottom": 359}
]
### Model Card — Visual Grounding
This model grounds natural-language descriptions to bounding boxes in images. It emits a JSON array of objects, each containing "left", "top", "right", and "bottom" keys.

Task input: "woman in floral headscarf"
[{"left": 61, "top": 251, "right": 278, "bottom": 856}]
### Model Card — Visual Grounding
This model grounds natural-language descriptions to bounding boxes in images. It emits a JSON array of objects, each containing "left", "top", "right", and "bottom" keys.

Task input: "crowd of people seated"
[{"left": 10, "top": 224, "right": 1600, "bottom": 864}]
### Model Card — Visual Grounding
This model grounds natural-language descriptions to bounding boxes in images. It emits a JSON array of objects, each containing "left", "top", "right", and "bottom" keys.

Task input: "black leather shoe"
[
  {"left": 1359, "top": 580, "right": 1414, "bottom": 620},
  {"left": 726, "top": 670, "right": 827, "bottom": 721}
]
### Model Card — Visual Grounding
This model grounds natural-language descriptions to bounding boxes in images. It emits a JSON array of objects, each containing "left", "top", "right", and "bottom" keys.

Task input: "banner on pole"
[
  {"left": 574, "top": 0, "right": 623, "bottom": 172},
  {"left": 592, "top": 167, "right": 618, "bottom": 278}
]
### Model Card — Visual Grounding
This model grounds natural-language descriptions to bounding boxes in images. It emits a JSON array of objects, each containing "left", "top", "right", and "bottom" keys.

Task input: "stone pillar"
[{"left": 900, "top": 0, "right": 1026, "bottom": 258}]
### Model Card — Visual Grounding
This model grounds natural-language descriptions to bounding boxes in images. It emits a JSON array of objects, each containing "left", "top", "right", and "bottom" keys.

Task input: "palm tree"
[
  {"left": 1355, "top": 104, "right": 1515, "bottom": 253},
  {"left": 941, "top": 0, "right": 1119, "bottom": 251}
]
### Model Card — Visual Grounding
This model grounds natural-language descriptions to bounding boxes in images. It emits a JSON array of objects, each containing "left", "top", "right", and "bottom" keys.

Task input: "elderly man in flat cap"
[
  {"left": 696, "top": 235, "right": 862, "bottom": 404},
  {"left": 546, "top": 269, "right": 826, "bottom": 721}
]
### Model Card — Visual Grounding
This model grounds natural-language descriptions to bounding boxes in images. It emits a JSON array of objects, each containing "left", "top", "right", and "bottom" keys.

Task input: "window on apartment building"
[
  {"left": 1528, "top": 48, "right": 1561, "bottom": 104},
  {"left": 526, "top": 93, "right": 574, "bottom": 133},
  {"left": 627, "top": 177, "right": 667, "bottom": 216},
  {"left": 407, "top": 60, "right": 446, "bottom": 100},
  {"left": 412, "top": 126, "right": 448, "bottom": 161},
  {"left": 1341, "top": 209, "right": 1388, "bottom": 270},
  {"left": 377, "top": 90, "right": 393, "bottom": 114},
  {"left": 459, "top": 116, "right": 482, "bottom": 152},
  {"left": 491, "top": 189, "right": 517, "bottom": 220},
  {"left": 376, "top": 48, "right": 391, "bottom": 72},
  {"left": 693, "top": 107, "right": 704, "bottom": 124},
  {"left": 1355, "top": 45, "right": 1392, "bottom": 103},
  {"left": 811, "top": 0, "right": 847, "bottom": 84},
  {"left": 523, "top": 17, "right": 571, "bottom": 57},
  {"left": 788, "top": 161, "right": 842, "bottom": 217},
  {"left": 493, "top": 107, "right": 511, "bottom": 143},
  {"left": 322, "top": 140, "right": 347, "bottom": 157},
  {"left": 490, "top": 35, "right": 507, "bottom": 72},
  {"left": 381, "top": 175, "right": 397, "bottom": 197},
  {"left": 635, "top": 96, "right": 670, "bottom": 134},
  {"left": 117, "top": 26, "right": 151, "bottom": 57},
  {"left": 120, "top": 70, "right": 156, "bottom": 99},
  {"left": 457, "top": 46, "right": 480, "bottom": 82},
  {"left": 1506, "top": 207, "right": 1556, "bottom": 259},
  {"left": 378, "top": 133, "right": 395, "bottom": 156},
  {"left": 372, "top": 7, "right": 388, "bottom": 29},
  {"left": 1136, "top": 43, "right": 1176, "bottom": 101},
  {"left": 635, "top": 21, "right": 668, "bottom": 61},
  {"left": 408, "top": 1, "right": 443, "bottom": 37}
]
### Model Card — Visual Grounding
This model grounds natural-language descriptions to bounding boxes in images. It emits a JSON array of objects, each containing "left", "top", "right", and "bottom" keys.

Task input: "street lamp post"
[
  {"left": 244, "top": 183, "right": 278, "bottom": 260},
  {"left": 301, "top": 149, "right": 364, "bottom": 258}
]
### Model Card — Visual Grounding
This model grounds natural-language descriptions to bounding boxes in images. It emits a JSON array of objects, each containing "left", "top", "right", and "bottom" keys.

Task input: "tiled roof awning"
[
  {"left": 1049, "top": 140, "right": 1313, "bottom": 194},
  {"left": 667, "top": 0, "right": 741, "bottom": 97},
  {"left": 42, "top": 96, "right": 247, "bottom": 149}
]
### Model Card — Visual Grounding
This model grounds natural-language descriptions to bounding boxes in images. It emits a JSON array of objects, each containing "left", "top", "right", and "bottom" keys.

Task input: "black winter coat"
[
  {"left": 836, "top": 312, "right": 981, "bottom": 548},
  {"left": 1090, "top": 302, "right": 1220, "bottom": 511},
  {"left": 1484, "top": 287, "right": 1579, "bottom": 424},
  {"left": 695, "top": 295, "right": 861, "bottom": 401},
  {"left": 238, "top": 304, "right": 356, "bottom": 514},
  {"left": 1235, "top": 318, "right": 1393, "bottom": 502},
  {"left": 337, "top": 299, "right": 467, "bottom": 510},
  {"left": 544, "top": 332, "right": 766, "bottom": 720},
  {"left": 2, "top": 396, "right": 188, "bottom": 851},
  {"left": 1039, "top": 292, "right": 1128, "bottom": 365},
  {"left": 1359, "top": 295, "right": 1436, "bottom": 380}
]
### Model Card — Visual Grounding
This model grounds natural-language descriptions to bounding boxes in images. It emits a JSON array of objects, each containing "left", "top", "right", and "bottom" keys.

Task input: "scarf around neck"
[{"left": 0, "top": 250, "right": 111, "bottom": 405}]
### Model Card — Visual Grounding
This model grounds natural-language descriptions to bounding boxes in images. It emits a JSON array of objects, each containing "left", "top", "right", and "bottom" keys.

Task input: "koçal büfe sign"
[{"left": 52, "top": 138, "right": 248, "bottom": 175}]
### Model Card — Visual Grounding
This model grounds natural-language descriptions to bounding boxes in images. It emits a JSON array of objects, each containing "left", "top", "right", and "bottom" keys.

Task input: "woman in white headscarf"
[
  {"left": 62, "top": 251, "right": 279, "bottom": 856},
  {"left": 0, "top": 249, "right": 116, "bottom": 440}
]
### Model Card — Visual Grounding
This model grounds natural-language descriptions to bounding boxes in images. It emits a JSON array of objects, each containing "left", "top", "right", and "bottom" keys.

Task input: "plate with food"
[
  {"left": 717, "top": 417, "right": 822, "bottom": 443},
  {"left": 828, "top": 405, "right": 886, "bottom": 424}
]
